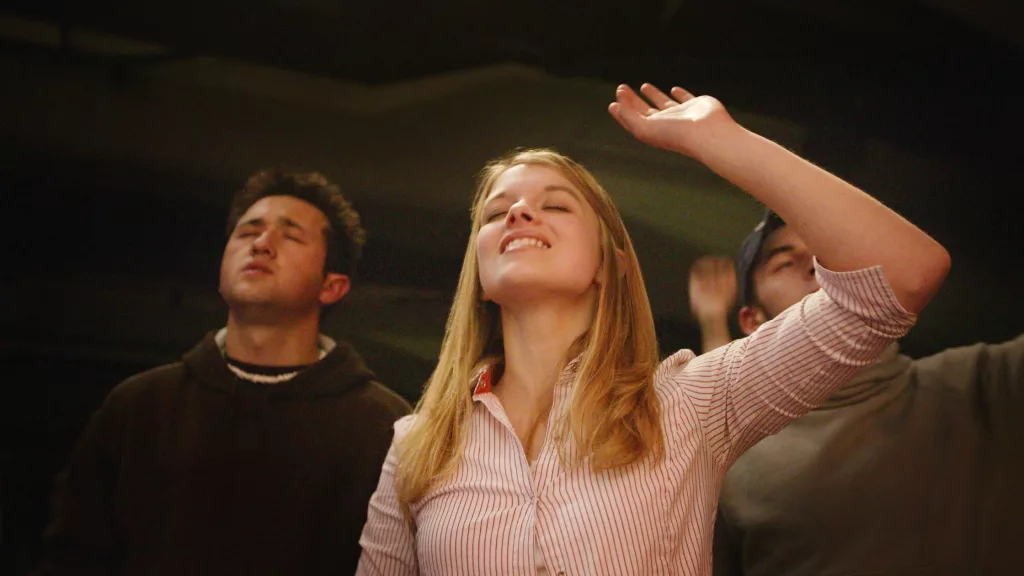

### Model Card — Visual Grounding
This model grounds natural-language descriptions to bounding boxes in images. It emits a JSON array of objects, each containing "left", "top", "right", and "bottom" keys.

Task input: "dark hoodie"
[{"left": 41, "top": 331, "right": 411, "bottom": 576}]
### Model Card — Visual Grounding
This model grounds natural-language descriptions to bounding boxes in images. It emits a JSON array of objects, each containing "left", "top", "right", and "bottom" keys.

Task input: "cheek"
[
  {"left": 763, "top": 277, "right": 813, "bottom": 315},
  {"left": 475, "top": 227, "right": 498, "bottom": 271},
  {"left": 588, "top": 237, "right": 604, "bottom": 267},
  {"left": 298, "top": 248, "right": 328, "bottom": 281},
  {"left": 218, "top": 244, "right": 242, "bottom": 293},
  {"left": 219, "top": 243, "right": 239, "bottom": 274},
  {"left": 575, "top": 213, "right": 604, "bottom": 264},
  {"left": 755, "top": 278, "right": 784, "bottom": 309},
  {"left": 570, "top": 228, "right": 604, "bottom": 273}
]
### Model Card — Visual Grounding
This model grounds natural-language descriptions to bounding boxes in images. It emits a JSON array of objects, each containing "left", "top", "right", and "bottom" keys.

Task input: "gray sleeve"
[{"left": 915, "top": 333, "right": 1024, "bottom": 435}]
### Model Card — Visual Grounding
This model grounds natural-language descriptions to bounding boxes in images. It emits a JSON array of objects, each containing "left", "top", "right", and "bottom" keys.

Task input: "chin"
[
  {"left": 489, "top": 279, "right": 594, "bottom": 307},
  {"left": 223, "top": 286, "right": 277, "bottom": 305}
]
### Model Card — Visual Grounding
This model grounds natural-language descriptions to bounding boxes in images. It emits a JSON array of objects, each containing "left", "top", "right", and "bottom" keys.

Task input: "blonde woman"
[{"left": 356, "top": 83, "right": 950, "bottom": 575}]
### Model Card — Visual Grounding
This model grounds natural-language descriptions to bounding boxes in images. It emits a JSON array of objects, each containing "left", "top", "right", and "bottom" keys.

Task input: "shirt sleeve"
[
  {"left": 356, "top": 415, "right": 420, "bottom": 576},
  {"left": 913, "top": 333, "right": 1024, "bottom": 438},
  {"left": 662, "top": 259, "right": 917, "bottom": 468}
]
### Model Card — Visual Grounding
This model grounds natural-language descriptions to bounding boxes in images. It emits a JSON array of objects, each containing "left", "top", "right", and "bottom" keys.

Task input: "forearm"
[
  {"left": 698, "top": 314, "right": 732, "bottom": 354},
  {"left": 695, "top": 122, "right": 950, "bottom": 314}
]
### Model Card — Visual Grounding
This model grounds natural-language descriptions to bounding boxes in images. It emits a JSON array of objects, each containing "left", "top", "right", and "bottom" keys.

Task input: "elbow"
[{"left": 900, "top": 244, "right": 952, "bottom": 314}]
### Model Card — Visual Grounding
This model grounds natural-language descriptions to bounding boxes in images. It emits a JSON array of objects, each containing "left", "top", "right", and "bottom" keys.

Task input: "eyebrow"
[
  {"left": 758, "top": 244, "right": 796, "bottom": 267},
  {"left": 484, "top": 184, "right": 583, "bottom": 206},
  {"left": 545, "top": 185, "right": 585, "bottom": 205},
  {"left": 237, "top": 216, "right": 309, "bottom": 234},
  {"left": 278, "top": 216, "right": 307, "bottom": 234},
  {"left": 238, "top": 217, "right": 265, "bottom": 228}
]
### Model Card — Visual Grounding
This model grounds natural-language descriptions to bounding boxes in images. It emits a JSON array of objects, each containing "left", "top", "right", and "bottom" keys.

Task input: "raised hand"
[
  {"left": 607, "top": 78, "right": 949, "bottom": 318},
  {"left": 688, "top": 256, "right": 737, "bottom": 353},
  {"left": 608, "top": 83, "right": 736, "bottom": 160},
  {"left": 688, "top": 256, "right": 737, "bottom": 323}
]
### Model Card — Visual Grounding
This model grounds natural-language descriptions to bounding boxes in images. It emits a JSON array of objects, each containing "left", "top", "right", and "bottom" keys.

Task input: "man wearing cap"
[{"left": 689, "top": 210, "right": 1024, "bottom": 576}]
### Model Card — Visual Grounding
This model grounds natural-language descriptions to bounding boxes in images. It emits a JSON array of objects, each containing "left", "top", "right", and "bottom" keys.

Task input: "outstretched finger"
[
  {"left": 640, "top": 83, "right": 677, "bottom": 110},
  {"left": 608, "top": 102, "right": 635, "bottom": 133},
  {"left": 670, "top": 86, "right": 696, "bottom": 103},
  {"left": 615, "top": 84, "right": 659, "bottom": 117}
]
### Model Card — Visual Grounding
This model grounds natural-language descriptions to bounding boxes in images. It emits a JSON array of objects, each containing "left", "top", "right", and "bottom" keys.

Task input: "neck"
[
  {"left": 223, "top": 310, "right": 322, "bottom": 366},
  {"left": 496, "top": 295, "right": 594, "bottom": 409}
]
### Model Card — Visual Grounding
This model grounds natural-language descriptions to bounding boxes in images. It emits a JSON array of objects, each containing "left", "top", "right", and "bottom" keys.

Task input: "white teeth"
[{"left": 505, "top": 237, "right": 549, "bottom": 252}]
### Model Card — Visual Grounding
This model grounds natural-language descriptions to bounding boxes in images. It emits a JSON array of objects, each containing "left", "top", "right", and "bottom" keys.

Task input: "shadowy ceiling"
[{"left": 4, "top": 0, "right": 1021, "bottom": 159}]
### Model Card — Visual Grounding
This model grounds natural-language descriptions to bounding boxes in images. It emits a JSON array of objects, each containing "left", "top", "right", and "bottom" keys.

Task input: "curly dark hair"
[{"left": 226, "top": 168, "right": 366, "bottom": 277}]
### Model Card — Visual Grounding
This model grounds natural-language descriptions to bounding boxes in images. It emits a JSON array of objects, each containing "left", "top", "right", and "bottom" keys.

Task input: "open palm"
[
  {"left": 608, "top": 83, "right": 734, "bottom": 159},
  {"left": 688, "top": 256, "right": 737, "bottom": 321}
]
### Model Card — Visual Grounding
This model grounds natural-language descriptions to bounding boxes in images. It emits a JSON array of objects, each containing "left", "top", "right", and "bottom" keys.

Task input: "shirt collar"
[
  {"left": 214, "top": 327, "right": 337, "bottom": 356},
  {"left": 470, "top": 354, "right": 583, "bottom": 399},
  {"left": 471, "top": 365, "right": 496, "bottom": 398}
]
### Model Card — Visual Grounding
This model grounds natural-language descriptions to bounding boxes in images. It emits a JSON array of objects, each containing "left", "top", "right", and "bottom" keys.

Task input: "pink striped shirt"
[{"left": 358, "top": 261, "right": 916, "bottom": 575}]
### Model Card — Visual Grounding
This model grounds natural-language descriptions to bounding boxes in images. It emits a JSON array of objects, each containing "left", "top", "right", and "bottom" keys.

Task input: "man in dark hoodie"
[
  {"left": 688, "top": 210, "right": 1023, "bottom": 575},
  {"left": 40, "top": 169, "right": 412, "bottom": 575}
]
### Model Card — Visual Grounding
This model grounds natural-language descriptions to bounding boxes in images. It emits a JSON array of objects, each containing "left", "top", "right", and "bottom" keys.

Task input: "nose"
[
  {"left": 505, "top": 200, "right": 537, "bottom": 227},
  {"left": 250, "top": 229, "right": 276, "bottom": 257}
]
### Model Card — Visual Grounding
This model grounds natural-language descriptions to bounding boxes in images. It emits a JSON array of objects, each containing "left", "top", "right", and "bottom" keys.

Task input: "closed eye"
[
  {"left": 544, "top": 205, "right": 569, "bottom": 212},
  {"left": 485, "top": 210, "right": 507, "bottom": 222},
  {"left": 772, "top": 261, "right": 794, "bottom": 273}
]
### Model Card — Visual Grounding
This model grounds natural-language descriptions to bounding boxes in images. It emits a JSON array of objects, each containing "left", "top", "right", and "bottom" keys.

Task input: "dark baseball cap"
[{"left": 737, "top": 208, "right": 787, "bottom": 307}]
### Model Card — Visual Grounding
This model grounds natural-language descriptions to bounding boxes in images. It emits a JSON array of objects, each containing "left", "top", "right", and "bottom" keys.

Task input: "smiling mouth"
[{"left": 502, "top": 237, "right": 551, "bottom": 253}]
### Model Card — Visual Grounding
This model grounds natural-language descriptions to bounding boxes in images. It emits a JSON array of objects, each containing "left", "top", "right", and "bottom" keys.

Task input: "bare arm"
[{"left": 609, "top": 84, "right": 950, "bottom": 314}]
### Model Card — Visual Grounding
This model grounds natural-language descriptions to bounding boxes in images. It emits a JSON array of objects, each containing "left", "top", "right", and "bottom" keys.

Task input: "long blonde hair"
[{"left": 395, "top": 149, "right": 663, "bottom": 512}]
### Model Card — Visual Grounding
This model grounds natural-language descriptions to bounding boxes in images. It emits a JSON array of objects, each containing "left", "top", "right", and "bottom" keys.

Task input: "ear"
[
  {"left": 738, "top": 304, "right": 768, "bottom": 336},
  {"left": 319, "top": 273, "right": 351, "bottom": 307}
]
